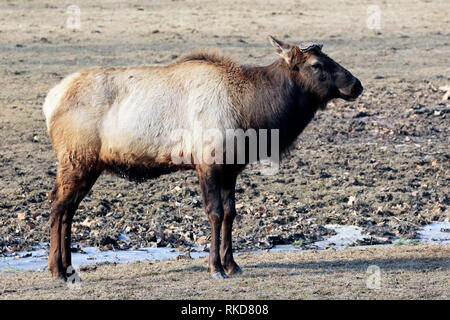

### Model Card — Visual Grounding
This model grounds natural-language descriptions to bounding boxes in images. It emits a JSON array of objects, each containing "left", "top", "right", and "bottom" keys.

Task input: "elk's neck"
[{"left": 241, "top": 60, "right": 324, "bottom": 152}]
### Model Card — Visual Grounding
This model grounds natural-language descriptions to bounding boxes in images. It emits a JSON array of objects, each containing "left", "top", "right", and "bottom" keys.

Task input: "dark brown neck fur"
[{"left": 240, "top": 59, "right": 325, "bottom": 153}]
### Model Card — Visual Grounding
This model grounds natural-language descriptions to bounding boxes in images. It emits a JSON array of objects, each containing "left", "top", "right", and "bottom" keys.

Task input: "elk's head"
[{"left": 269, "top": 36, "right": 363, "bottom": 107}]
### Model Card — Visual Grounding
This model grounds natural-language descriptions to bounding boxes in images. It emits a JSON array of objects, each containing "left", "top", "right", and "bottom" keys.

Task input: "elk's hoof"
[
  {"left": 211, "top": 272, "right": 229, "bottom": 279},
  {"left": 50, "top": 271, "right": 67, "bottom": 282},
  {"left": 226, "top": 265, "right": 243, "bottom": 276},
  {"left": 51, "top": 276, "right": 67, "bottom": 287}
]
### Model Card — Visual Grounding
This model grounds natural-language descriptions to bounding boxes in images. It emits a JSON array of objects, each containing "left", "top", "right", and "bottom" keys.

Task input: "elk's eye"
[{"left": 311, "top": 64, "right": 322, "bottom": 70}]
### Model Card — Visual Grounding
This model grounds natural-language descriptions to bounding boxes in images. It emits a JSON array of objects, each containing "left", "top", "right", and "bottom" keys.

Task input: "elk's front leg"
[
  {"left": 196, "top": 165, "right": 228, "bottom": 279},
  {"left": 220, "top": 173, "right": 242, "bottom": 275}
]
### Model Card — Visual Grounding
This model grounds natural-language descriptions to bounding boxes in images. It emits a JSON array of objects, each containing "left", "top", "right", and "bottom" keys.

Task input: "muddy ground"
[{"left": 0, "top": 0, "right": 449, "bottom": 256}]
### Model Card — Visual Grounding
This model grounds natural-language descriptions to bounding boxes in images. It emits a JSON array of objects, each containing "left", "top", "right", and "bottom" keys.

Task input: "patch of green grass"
[
  {"left": 393, "top": 238, "right": 420, "bottom": 246},
  {"left": 0, "top": 265, "right": 22, "bottom": 273},
  {"left": 292, "top": 240, "right": 304, "bottom": 247}
]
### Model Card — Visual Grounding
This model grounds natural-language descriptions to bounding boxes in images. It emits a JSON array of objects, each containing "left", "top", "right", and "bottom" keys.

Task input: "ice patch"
[
  {"left": 313, "top": 224, "right": 370, "bottom": 249},
  {"left": 417, "top": 222, "right": 450, "bottom": 244},
  {"left": 0, "top": 246, "right": 208, "bottom": 272},
  {"left": 268, "top": 245, "right": 302, "bottom": 252}
]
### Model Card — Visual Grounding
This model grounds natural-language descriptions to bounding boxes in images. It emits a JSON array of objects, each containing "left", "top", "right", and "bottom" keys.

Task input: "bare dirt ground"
[
  {"left": 1, "top": 245, "right": 449, "bottom": 299},
  {"left": 0, "top": 0, "right": 449, "bottom": 299}
]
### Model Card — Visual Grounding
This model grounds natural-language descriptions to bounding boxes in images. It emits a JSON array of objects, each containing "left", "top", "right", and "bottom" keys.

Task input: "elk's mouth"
[{"left": 339, "top": 92, "right": 358, "bottom": 101}]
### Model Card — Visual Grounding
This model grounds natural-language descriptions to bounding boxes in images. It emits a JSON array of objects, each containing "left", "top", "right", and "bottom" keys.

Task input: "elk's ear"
[{"left": 269, "top": 35, "right": 299, "bottom": 67}]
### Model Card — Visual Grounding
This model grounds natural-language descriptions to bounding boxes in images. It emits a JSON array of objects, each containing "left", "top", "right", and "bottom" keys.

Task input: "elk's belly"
[{"left": 102, "top": 159, "right": 195, "bottom": 182}]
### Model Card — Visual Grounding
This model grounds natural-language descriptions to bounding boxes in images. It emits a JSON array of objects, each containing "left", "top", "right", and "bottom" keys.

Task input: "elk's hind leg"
[
  {"left": 48, "top": 161, "right": 101, "bottom": 280},
  {"left": 220, "top": 172, "right": 242, "bottom": 276}
]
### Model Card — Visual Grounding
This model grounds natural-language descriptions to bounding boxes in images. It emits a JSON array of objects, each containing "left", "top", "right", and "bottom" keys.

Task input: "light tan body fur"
[{"left": 44, "top": 59, "right": 241, "bottom": 171}]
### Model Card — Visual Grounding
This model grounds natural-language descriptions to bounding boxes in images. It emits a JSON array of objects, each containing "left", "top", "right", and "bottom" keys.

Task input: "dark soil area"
[{"left": 0, "top": 0, "right": 449, "bottom": 256}]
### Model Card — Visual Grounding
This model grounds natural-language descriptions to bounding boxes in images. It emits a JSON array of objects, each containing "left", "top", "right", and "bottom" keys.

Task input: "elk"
[{"left": 43, "top": 36, "right": 363, "bottom": 280}]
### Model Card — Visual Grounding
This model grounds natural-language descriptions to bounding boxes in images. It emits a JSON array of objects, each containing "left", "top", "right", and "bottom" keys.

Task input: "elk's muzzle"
[{"left": 339, "top": 77, "right": 363, "bottom": 101}]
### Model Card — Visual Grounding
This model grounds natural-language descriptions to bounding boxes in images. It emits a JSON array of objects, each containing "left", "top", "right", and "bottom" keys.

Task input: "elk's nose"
[{"left": 352, "top": 78, "right": 363, "bottom": 97}]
